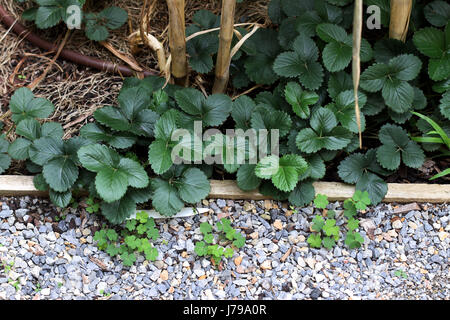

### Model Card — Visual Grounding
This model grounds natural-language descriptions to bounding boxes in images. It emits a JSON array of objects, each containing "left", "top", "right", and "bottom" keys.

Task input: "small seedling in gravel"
[
  {"left": 343, "top": 190, "right": 371, "bottom": 249},
  {"left": 86, "top": 196, "right": 100, "bottom": 214},
  {"left": 314, "top": 194, "right": 329, "bottom": 209},
  {"left": 194, "top": 218, "right": 246, "bottom": 266},
  {"left": 69, "top": 198, "right": 79, "bottom": 209},
  {"left": 93, "top": 211, "right": 159, "bottom": 267},
  {"left": 394, "top": 269, "right": 408, "bottom": 279},
  {"left": 308, "top": 213, "right": 339, "bottom": 249},
  {"left": 9, "top": 279, "right": 20, "bottom": 291},
  {"left": 307, "top": 191, "right": 371, "bottom": 250}
]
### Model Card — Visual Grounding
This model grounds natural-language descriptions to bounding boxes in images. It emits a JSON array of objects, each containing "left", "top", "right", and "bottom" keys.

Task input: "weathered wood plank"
[
  {"left": 0, "top": 175, "right": 449, "bottom": 203},
  {"left": 209, "top": 180, "right": 450, "bottom": 203}
]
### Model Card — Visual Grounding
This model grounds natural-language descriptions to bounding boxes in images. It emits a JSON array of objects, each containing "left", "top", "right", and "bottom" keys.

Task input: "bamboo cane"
[
  {"left": 352, "top": 0, "right": 363, "bottom": 149},
  {"left": 389, "top": 0, "right": 412, "bottom": 42},
  {"left": 212, "top": 0, "right": 236, "bottom": 94},
  {"left": 166, "top": 0, "right": 188, "bottom": 86}
]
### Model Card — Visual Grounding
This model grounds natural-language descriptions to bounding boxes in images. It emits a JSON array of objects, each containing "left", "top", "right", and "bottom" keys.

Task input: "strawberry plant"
[
  {"left": 19, "top": 0, "right": 128, "bottom": 42},
  {"left": 307, "top": 194, "right": 340, "bottom": 249},
  {"left": 3, "top": 0, "right": 449, "bottom": 226},
  {"left": 194, "top": 218, "right": 245, "bottom": 266},
  {"left": 93, "top": 211, "right": 159, "bottom": 267},
  {"left": 307, "top": 191, "right": 370, "bottom": 250},
  {"left": 343, "top": 190, "right": 370, "bottom": 249}
]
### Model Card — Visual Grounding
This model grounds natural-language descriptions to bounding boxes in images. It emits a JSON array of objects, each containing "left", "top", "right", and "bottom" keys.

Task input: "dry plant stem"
[
  {"left": 100, "top": 41, "right": 144, "bottom": 73},
  {"left": 230, "top": 24, "right": 260, "bottom": 58},
  {"left": 28, "top": 30, "right": 71, "bottom": 90},
  {"left": 232, "top": 84, "right": 262, "bottom": 100},
  {"left": 352, "top": 0, "right": 363, "bottom": 149},
  {"left": 212, "top": 0, "right": 236, "bottom": 94},
  {"left": 166, "top": 0, "right": 188, "bottom": 86},
  {"left": 389, "top": 0, "right": 412, "bottom": 42},
  {"left": 185, "top": 23, "right": 255, "bottom": 41},
  {"left": 137, "top": 0, "right": 168, "bottom": 77}
]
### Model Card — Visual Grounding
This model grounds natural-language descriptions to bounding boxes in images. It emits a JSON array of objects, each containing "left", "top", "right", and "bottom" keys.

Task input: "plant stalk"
[
  {"left": 352, "top": 0, "right": 363, "bottom": 149},
  {"left": 166, "top": 0, "right": 188, "bottom": 86},
  {"left": 389, "top": 0, "right": 412, "bottom": 42},
  {"left": 212, "top": 0, "right": 236, "bottom": 94}
]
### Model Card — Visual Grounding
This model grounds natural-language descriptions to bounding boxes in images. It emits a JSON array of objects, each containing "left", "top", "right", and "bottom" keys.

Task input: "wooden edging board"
[{"left": 0, "top": 175, "right": 449, "bottom": 203}]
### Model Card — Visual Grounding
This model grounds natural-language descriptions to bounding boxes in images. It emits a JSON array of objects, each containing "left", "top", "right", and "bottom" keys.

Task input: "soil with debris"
[{"left": 0, "top": 196, "right": 448, "bottom": 300}]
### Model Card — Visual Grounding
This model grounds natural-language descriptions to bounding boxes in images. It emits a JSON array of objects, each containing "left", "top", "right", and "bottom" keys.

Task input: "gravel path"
[{"left": 0, "top": 196, "right": 448, "bottom": 300}]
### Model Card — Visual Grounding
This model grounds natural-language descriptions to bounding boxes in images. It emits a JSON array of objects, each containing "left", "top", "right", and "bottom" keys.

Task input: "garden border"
[{"left": 0, "top": 176, "right": 449, "bottom": 203}]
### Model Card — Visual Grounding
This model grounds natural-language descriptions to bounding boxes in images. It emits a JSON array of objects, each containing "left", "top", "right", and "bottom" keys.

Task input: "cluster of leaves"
[
  {"left": 6, "top": 87, "right": 89, "bottom": 208},
  {"left": 0, "top": 123, "right": 11, "bottom": 175},
  {"left": 411, "top": 112, "right": 450, "bottom": 180},
  {"left": 1, "top": 79, "right": 195, "bottom": 223},
  {"left": 225, "top": 0, "right": 449, "bottom": 205},
  {"left": 93, "top": 211, "right": 159, "bottom": 267},
  {"left": 194, "top": 218, "right": 246, "bottom": 266},
  {"left": 18, "top": 0, "right": 128, "bottom": 41},
  {"left": 3, "top": 0, "right": 449, "bottom": 224},
  {"left": 307, "top": 191, "right": 369, "bottom": 250}
]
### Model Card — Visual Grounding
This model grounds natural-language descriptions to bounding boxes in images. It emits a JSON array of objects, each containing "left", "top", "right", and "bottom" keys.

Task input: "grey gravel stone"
[{"left": 0, "top": 196, "right": 447, "bottom": 300}]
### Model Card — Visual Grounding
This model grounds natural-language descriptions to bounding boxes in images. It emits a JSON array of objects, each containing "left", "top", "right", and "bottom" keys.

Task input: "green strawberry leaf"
[
  {"left": 347, "top": 217, "right": 359, "bottom": 231},
  {"left": 322, "top": 236, "right": 336, "bottom": 249},
  {"left": 175, "top": 168, "right": 210, "bottom": 204},
  {"left": 311, "top": 215, "right": 325, "bottom": 232},
  {"left": 273, "top": 34, "right": 324, "bottom": 90},
  {"left": 314, "top": 194, "right": 328, "bottom": 209},
  {"left": 284, "top": 82, "right": 319, "bottom": 119},
  {"left": 307, "top": 233, "right": 322, "bottom": 248},
  {"left": 288, "top": 181, "right": 315, "bottom": 207},
  {"left": 9, "top": 88, "right": 54, "bottom": 123},
  {"left": 424, "top": 1, "right": 450, "bottom": 27},
  {"left": 200, "top": 222, "right": 213, "bottom": 235},
  {"left": 376, "top": 124, "right": 425, "bottom": 170},
  {"left": 151, "top": 178, "right": 184, "bottom": 216}
]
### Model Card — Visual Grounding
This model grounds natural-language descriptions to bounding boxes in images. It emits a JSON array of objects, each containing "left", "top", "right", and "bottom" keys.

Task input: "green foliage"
[
  {"left": 194, "top": 218, "right": 246, "bottom": 266},
  {"left": 23, "top": 1, "right": 128, "bottom": 42},
  {"left": 376, "top": 124, "right": 425, "bottom": 170},
  {"left": 84, "top": 7, "right": 128, "bottom": 41},
  {"left": 360, "top": 54, "right": 422, "bottom": 113},
  {"left": 344, "top": 231, "right": 364, "bottom": 249},
  {"left": 151, "top": 166, "right": 210, "bottom": 217},
  {"left": 410, "top": 112, "right": 450, "bottom": 180},
  {"left": 274, "top": 34, "right": 324, "bottom": 90},
  {"left": 9, "top": 87, "right": 54, "bottom": 123},
  {"left": 296, "top": 107, "right": 352, "bottom": 153},
  {"left": 313, "top": 194, "right": 328, "bottom": 209},
  {"left": 307, "top": 192, "right": 367, "bottom": 250},
  {"left": 0, "top": 131, "right": 11, "bottom": 175},
  {"left": 394, "top": 269, "right": 408, "bottom": 279},
  {"left": 412, "top": 24, "right": 450, "bottom": 81},
  {"left": 85, "top": 196, "right": 100, "bottom": 213},
  {"left": 255, "top": 154, "right": 308, "bottom": 192},
  {"left": 284, "top": 82, "right": 319, "bottom": 119},
  {"left": 186, "top": 10, "right": 220, "bottom": 74},
  {"left": 5, "top": 0, "right": 449, "bottom": 226},
  {"left": 93, "top": 211, "right": 159, "bottom": 267}
]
